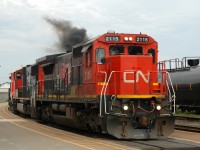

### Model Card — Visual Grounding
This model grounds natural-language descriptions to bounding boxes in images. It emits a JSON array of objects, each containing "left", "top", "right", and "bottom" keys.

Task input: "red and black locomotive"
[{"left": 9, "top": 32, "right": 175, "bottom": 139}]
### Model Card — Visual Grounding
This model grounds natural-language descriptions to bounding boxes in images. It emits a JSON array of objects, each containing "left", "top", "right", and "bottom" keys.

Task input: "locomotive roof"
[
  {"left": 72, "top": 36, "right": 100, "bottom": 49},
  {"left": 72, "top": 32, "right": 156, "bottom": 49},
  {"left": 36, "top": 53, "right": 64, "bottom": 64}
]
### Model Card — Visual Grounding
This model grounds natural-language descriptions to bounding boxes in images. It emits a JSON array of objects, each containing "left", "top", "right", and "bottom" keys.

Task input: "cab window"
[
  {"left": 148, "top": 49, "right": 156, "bottom": 64},
  {"left": 16, "top": 73, "right": 21, "bottom": 79},
  {"left": 96, "top": 48, "right": 105, "bottom": 64},
  {"left": 128, "top": 46, "right": 143, "bottom": 55},
  {"left": 109, "top": 45, "right": 124, "bottom": 55}
]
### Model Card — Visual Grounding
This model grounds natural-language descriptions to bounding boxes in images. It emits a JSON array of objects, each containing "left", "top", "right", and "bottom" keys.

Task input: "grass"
[{"left": 175, "top": 108, "right": 200, "bottom": 118}]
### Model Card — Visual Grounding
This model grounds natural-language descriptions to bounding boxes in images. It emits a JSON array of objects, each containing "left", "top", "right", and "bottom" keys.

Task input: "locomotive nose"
[{"left": 107, "top": 55, "right": 153, "bottom": 95}]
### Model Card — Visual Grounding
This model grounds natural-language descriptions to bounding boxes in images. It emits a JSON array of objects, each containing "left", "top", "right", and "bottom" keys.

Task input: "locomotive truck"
[{"left": 9, "top": 32, "right": 175, "bottom": 139}]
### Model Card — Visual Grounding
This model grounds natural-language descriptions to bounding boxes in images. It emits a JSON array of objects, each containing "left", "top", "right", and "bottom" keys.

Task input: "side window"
[
  {"left": 71, "top": 67, "right": 74, "bottom": 84},
  {"left": 148, "top": 49, "right": 156, "bottom": 64},
  {"left": 72, "top": 67, "right": 81, "bottom": 85},
  {"left": 16, "top": 73, "right": 21, "bottom": 79},
  {"left": 86, "top": 52, "right": 91, "bottom": 67},
  {"left": 128, "top": 46, "right": 143, "bottom": 55},
  {"left": 78, "top": 66, "right": 82, "bottom": 85},
  {"left": 109, "top": 45, "right": 124, "bottom": 55},
  {"left": 96, "top": 48, "right": 105, "bottom": 64}
]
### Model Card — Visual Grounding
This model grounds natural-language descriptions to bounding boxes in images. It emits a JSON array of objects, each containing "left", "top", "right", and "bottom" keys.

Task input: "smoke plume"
[{"left": 45, "top": 17, "right": 89, "bottom": 52}]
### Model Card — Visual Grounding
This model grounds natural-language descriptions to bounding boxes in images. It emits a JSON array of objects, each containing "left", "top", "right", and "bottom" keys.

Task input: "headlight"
[
  {"left": 123, "top": 105, "right": 129, "bottom": 111},
  {"left": 156, "top": 105, "right": 162, "bottom": 111},
  {"left": 124, "top": 37, "right": 128, "bottom": 41},
  {"left": 129, "top": 37, "right": 133, "bottom": 41}
]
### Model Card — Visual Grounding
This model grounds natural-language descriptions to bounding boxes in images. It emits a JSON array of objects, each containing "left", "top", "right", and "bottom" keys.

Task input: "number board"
[
  {"left": 136, "top": 37, "right": 149, "bottom": 43},
  {"left": 105, "top": 36, "right": 120, "bottom": 42}
]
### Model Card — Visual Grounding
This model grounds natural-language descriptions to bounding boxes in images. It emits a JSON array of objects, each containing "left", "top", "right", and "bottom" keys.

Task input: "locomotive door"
[
  {"left": 30, "top": 76, "right": 36, "bottom": 117},
  {"left": 65, "top": 68, "right": 69, "bottom": 94}
]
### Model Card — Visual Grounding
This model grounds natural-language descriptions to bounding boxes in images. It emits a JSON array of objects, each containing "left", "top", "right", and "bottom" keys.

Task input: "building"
[
  {"left": 0, "top": 82, "right": 10, "bottom": 93},
  {"left": 0, "top": 82, "right": 10, "bottom": 102}
]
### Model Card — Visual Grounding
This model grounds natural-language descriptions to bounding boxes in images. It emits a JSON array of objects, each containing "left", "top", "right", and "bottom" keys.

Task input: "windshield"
[
  {"left": 128, "top": 46, "right": 143, "bottom": 55},
  {"left": 109, "top": 45, "right": 124, "bottom": 55},
  {"left": 96, "top": 48, "right": 105, "bottom": 64}
]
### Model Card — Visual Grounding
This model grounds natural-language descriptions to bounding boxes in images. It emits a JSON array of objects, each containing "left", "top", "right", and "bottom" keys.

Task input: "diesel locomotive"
[
  {"left": 164, "top": 57, "right": 200, "bottom": 114},
  {"left": 9, "top": 32, "right": 175, "bottom": 139}
]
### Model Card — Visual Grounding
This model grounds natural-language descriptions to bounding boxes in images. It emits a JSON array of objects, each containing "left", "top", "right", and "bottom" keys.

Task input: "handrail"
[
  {"left": 103, "top": 70, "right": 138, "bottom": 115},
  {"left": 158, "top": 61, "right": 176, "bottom": 114},
  {"left": 99, "top": 70, "right": 137, "bottom": 116},
  {"left": 99, "top": 71, "right": 107, "bottom": 117},
  {"left": 103, "top": 71, "right": 121, "bottom": 115},
  {"left": 166, "top": 72, "right": 176, "bottom": 114},
  {"left": 101, "top": 69, "right": 176, "bottom": 115}
]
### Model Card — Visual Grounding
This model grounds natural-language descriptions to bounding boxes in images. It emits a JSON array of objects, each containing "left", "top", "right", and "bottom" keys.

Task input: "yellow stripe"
[
  {"left": 153, "top": 83, "right": 159, "bottom": 86},
  {"left": 84, "top": 95, "right": 97, "bottom": 98},
  {"left": 97, "top": 82, "right": 108, "bottom": 86},
  {"left": 13, "top": 98, "right": 30, "bottom": 101},
  {"left": 48, "top": 95, "right": 57, "bottom": 98},
  {"left": 47, "top": 95, "right": 97, "bottom": 99},
  {"left": 16, "top": 94, "right": 164, "bottom": 100},
  {"left": 59, "top": 95, "right": 79, "bottom": 99},
  {"left": 47, "top": 95, "right": 78, "bottom": 99},
  {"left": 116, "top": 95, "right": 165, "bottom": 99},
  {"left": 46, "top": 94, "right": 165, "bottom": 99}
]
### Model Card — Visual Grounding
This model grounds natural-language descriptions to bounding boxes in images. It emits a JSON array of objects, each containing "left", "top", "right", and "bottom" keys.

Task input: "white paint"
[{"left": 123, "top": 71, "right": 149, "bottom": 83}]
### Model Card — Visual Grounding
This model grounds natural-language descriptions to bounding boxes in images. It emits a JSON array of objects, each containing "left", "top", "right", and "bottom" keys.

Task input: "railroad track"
[{"left": 175, "top": 116, "right": 200, "bottom": 132}]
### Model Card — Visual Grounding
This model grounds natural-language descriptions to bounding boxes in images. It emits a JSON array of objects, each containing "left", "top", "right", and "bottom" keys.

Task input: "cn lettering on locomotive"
[
  {"left": 123, "top": 70, "right": 150, "bottom": 83},
  {"left": 9, "top": 32, "right": 175, "bottom": 139}
]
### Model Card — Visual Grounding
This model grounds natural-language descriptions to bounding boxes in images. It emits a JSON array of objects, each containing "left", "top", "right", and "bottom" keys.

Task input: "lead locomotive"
[{"left": 9, "top": 32, "right": 175, "bottom": 139}]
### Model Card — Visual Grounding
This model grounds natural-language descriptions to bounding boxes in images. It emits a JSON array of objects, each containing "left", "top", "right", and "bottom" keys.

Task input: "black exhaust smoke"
[{"left": 45, "top": 17, "right": 89, "bottom": 52}]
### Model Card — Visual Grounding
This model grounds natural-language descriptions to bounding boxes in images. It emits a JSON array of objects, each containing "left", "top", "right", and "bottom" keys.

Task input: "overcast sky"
[{"left": 0, "top": 0, "right": 200, "bottom": 83}]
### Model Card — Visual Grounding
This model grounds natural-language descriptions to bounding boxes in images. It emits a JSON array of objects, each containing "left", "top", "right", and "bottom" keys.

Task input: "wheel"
[{"left": 41, "top": 107, "right": 50, "bottom": 122}]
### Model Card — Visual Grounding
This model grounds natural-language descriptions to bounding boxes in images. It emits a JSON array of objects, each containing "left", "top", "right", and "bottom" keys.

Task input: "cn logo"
[{"left": 123, "top": 71, "right": 149, "bottom": 83}]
